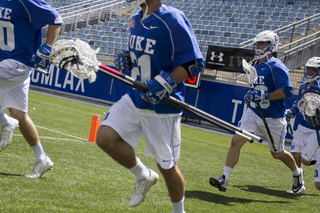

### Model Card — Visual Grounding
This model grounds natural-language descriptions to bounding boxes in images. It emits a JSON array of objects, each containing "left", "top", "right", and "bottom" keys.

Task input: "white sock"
[
  {"left": 223, "top": 166, "right": 233, "bottom": 182},
  {"left": 31, "top": 142, "right": 47, "bottom": 162},
  {"left": 292, "top": 167, "right": 300, "bottom": 176},
  {"left": 129, "top": 157, "right": 150, "bottom": 180},
  {"left": 0, "top": 108, "right": 10, "bottom": 127},
  {"left": 172, "top": 196, "right": 184, "bottom": 213}
]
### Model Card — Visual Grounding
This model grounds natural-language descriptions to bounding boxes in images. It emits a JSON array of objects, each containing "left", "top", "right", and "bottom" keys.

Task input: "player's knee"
[
  {"left": 230, "top": 135, "right": 246, "bottom": 148},
  {"left": 301, "top": 158, "right": 314, "bottom": 166},
  {"left": 270, "top": 151, "right": 282, "bottom": 160},
  {"left": 314, "top": 182, "right": 320, "bottom": 191},
  {"left": 96, "top": 126, "right": 115, "bottom": 150}
]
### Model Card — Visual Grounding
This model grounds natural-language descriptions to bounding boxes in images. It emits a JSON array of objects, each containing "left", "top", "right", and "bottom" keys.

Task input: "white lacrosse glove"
[
  {"left": 244, "top": 89, "right": 269, "bottom": 105},
  {"left": 141, "top": 71, "right": 177, "bottom": 105},
  {"left": 115, "top": 50, "right": 131, "bottom": 73},
  {"left": 32, "top": 43, "right": 52, "bottom": 75}
]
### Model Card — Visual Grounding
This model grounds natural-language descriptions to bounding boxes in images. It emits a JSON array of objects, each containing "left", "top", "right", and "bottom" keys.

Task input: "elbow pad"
[{"left": 282, "top": 87, "right": 293, "bottom": 98}]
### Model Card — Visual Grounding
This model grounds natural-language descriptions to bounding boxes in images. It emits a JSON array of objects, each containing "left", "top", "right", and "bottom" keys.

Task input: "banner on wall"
[{"left": 205, "top": 45, "right": 254, "bottom": 73}]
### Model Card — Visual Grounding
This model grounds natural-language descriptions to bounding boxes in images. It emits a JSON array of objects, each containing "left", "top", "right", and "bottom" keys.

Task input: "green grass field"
[{"left": 0, "top": 91, "right": 318, "bottom": 213}]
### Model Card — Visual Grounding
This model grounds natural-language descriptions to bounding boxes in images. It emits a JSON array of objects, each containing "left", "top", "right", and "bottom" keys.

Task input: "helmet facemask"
[
  {"left": 253, "top": 42, "right": 272, "bottom": 60},
  {"left": 303, "top": 57, "right": 320, "bottom": 83}
]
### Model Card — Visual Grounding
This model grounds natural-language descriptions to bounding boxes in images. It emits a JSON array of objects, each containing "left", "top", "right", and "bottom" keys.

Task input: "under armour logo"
[{"left": 210, "top": 51, "right": 224, "bottom": 62}]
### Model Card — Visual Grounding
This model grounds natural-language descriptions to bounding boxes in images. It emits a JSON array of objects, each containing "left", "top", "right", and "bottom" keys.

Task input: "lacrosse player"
[
  {"left": 210, "top": 30, "right": 303, "bottom": 193},
  {"left": 0, "top": 0, "right": 62, "bottom": 177},
  {"left": 96, "top": 0, "right": 204, "bottom": 212},
  {"left": 286, "top": 57, "right": 320, "bottom": 194}
]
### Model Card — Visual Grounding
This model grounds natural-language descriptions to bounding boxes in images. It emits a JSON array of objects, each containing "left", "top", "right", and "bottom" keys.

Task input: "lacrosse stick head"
[
  {"left": 298, "top": 90, "right": 320, "bottom": 126},
  {"left": 242, "top": 59, "right": 258, "bottom": 87},
  {"left": 49, "top": 39, "right": 99, "bottom": 83}
]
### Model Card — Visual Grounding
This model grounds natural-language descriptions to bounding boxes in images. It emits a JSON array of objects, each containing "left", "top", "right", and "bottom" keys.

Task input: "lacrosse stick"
[
  {"left": 49, "top": 39, "right": 263, "bottom": 143},
  {"left": 285, "top": 109, "right": 294, "bottom": 138},
  {"left": 298, "top": 90, "right": 320, "bottom": 146},
  {"left": 242, "top": 59, "right": 277, "bottom": 151}
]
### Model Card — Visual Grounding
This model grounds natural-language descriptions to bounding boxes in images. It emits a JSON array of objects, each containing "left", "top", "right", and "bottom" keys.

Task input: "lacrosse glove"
[
  {"left": 244, "top": 89, "right": 269, "bottom": 105},
  {"left": 141, "top": 71, "right": 177, "bottom": 105},
  {"left": 32, "top": 43, "right": 52, "bottom": 73},
  {"left": 286, "top": 104, "right": 299, "bottom": 120},
  {"left": 115, "top": 50, "right": 131, "bottom": 73},
  {"left": 188, "top": 58, "right": 205, "bottom": 78}
]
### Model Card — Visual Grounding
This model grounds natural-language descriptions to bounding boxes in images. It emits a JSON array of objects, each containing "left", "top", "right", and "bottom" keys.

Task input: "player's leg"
[
  {"left": 314, "top": 153, "right": 320, "bottom": 190},
  {"left": 4, "top": 82, "right": 53, "bottom": 178},
  {"left": 300, "top": 127, "right": 318, "bottom": 166},
  {"left": 260, "top": 117, "right": 303, "bottom": 193},
  {"left": 157, "top": 163, "right": 185, "bottom": 213},
  {"left": 96, "top": 95, "right": 158, "bottom": 207},
  {"left": 143, "top": 114, "right": 184, "bottom": 212},
  {"left": 210, "top": 109, "right": 257, "bottom": 192}
]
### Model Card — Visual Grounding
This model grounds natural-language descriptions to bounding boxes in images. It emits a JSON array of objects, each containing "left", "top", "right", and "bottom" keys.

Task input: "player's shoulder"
[{"left": 156, "top": 5, "right": 186, "bottom": 20}]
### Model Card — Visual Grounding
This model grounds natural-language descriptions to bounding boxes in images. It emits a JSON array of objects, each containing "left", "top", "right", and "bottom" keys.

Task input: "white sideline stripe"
[
  {"left": 13, "top": 134, "right": 87, "bottom": 142},
  {"left": 35, "top": 125, "right": 88, "bottom": 142}
]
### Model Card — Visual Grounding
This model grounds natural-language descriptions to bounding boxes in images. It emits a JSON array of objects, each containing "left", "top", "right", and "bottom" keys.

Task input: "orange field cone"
[{"left": 89, "top": 114, "right": 101, "bottom": 143}]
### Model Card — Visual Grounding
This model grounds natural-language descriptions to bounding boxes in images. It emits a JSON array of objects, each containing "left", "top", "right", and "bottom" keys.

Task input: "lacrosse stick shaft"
[
  {"left": 316, "top": 126, "right": 320, "bottom": 146},
  {"left": 98, "top": 64, "right": 263, "bottom": 143},
  {"left": 256, "top": 102, "right": 277, "bottom": 151},
  {"left": 287, "top": 120, "right": 294, "bottom": 138}
]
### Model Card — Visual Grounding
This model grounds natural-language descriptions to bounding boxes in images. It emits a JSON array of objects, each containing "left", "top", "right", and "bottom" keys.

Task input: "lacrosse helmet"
[
  {"left": 127, "top": 0, "right": 146, "bottom": 10},
  {"left": 303, "top": 57, "right": 320, "bottom": 83},
  {"left": 252, "top": 30, "right": 279, "bottom": 60}
]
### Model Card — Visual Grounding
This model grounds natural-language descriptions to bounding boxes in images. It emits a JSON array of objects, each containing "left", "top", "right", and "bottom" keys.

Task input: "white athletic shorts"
[
  {"left": 100, "top": 94, "right": 182, "bottom": 169},
  {"left": 291, "top": 125, "right": 318, "bottom": 162},
  {"left": 0, "top": 59, "right": 32, "bottom": 112},
  {"left": 239, "top": 108, "right": 286, "bottom": 153},
  {"left": 315, "top": 152, "right": 320, "bottom": 183}
]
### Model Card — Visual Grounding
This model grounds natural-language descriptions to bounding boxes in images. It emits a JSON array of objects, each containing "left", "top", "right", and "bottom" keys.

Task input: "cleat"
[
  {"left": 292, "top": 168, "right": 303, "bottom": 193},
  {"left": 209, "top": 175, "right": 228, "bottom": 192},
  {"left": 129, "top": 169, "right": 159, "bottom": 207},
  {"left": 0, "top": 117, "right": 19, "bottom": 152},
  {"left": 25, "top": 157, "right": 53, "bottom": 178},
  {"left": 286, "top": 185, "right": 306, "bottom": 195}
]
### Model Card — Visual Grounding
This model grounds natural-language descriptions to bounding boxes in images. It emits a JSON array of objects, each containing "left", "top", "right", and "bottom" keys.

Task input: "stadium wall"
[{"left": 30, "top": 64, "right": 299, "bottom": 140}]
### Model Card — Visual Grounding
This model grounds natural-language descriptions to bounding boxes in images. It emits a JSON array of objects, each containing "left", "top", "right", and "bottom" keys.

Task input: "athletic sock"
[
  {"left": 223, "top": 166, "right": 233, "bottom": 182},
  {"left": 292, "top": 167, "right": 300, "bottom": 176},
  {"left": 129, "top": 157, "right": 150, "bottom": 180},
  {"left": 0, "top": 108, "right": 10, "bottom": 127},
  {"left": 172, "top": 196, "right": 184, "bottom": 213},
  {"left": 31, "top": 142, "right": 47, "bottom": 162}
]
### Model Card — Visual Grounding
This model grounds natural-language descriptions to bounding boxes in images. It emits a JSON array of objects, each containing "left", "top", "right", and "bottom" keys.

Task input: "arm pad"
[
  {"left": 181, "top": 58, "right": 205, "bottom": 78},
  {"left": 282, "top": 87, "right": 293, "bottom": 98}
]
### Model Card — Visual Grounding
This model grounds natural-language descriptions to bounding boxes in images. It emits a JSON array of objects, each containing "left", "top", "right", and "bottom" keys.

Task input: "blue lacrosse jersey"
[
  {"left": 248, "top": 57, "right": 293, "bottom": 118},
  {"left": 296, "top": 80, "right": 320, "bottom": 129},
  {"left": 126, "top": 5, "right": 203, "bottom": 114},
  {"left": 0, "top": 0, "right": 60, "bottom": 67}
]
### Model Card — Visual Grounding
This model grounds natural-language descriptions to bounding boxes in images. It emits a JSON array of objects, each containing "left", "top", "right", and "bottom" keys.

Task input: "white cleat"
[
  {"left": 25, "top": 157, "right": 53, "bottom": 178},
  {"left": 286, "top": 181, "right": 306, "bottom": 194},
  {"left": 0, "top": 117, "right": 19, "bottom": 152},
  {"left": 129, "top": 169, "right": 159, "bottom": 207}
]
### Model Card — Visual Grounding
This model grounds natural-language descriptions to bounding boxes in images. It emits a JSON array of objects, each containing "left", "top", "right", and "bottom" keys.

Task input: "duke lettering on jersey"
[
  {"left": 0, "top": 7, "right": 12, "bottom": 19},
  {"left": 129, "top": 35, "right": 156, "bottom": 54}
]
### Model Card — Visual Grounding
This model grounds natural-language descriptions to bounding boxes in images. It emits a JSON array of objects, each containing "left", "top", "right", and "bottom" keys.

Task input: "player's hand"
[
  {"left": 244, "top": 89, "right": 269, "bottom": 104},
  {"left": 31, "top": 43, "right": 52, "bottom": 74},
  {"left": 141, "top": 71, "right": 177, "bottom": 105},
  {"left": 115, "top": 50, "right": 131, "bottom": 73},
  {"left": 286, "top": 105, "right": 299, "bottom": 120}
]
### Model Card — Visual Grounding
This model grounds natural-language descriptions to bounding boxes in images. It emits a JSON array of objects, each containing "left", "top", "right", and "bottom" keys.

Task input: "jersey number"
[
  {"left": 130, "top": 52, "right": 151, "bottom": 82},
  {"left": 0, "top": 21, "right": 15, "bottom": 51}
]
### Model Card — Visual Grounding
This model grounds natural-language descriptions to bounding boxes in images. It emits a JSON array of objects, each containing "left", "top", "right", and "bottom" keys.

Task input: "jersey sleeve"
[
  {"left": 169, "top": 13, "right": 203, "bottom": 68},
  {"left": 20, "top": 0, "right": 61, "bottom": 30},
  {"left": 272, "top": 62, "right": 293, "bottom": 90}
]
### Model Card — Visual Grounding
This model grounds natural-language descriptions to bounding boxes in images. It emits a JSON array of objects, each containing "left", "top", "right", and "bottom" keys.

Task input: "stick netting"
[
  {"left": 242, "top": 59, "right": 258, "bottom": 86},
  {"left": 298, "top": 90, "right": 320, "bottom": 126},
  {"left": 49, "top": 39, "right": 99, "bottom": 83}
]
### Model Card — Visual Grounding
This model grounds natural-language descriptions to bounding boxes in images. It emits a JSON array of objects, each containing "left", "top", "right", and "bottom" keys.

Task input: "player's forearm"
[
  {"left": 170, "top": 66, "right": 189, "bottom": 84},
  {"left": 45, "top": 25, "right": 61, "bottom": 46},
  {"left": 268, "top": 88, "right": 287, "bottom": 100}
]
